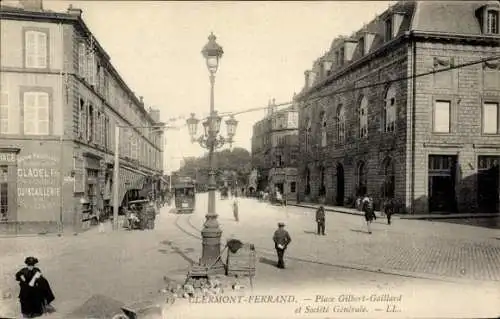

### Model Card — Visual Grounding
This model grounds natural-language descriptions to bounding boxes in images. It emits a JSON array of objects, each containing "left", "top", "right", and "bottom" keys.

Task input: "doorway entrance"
[
  {"left": 336, "top": 163, "right": 344, "bottom": 206},
  {"left": 428, "top": 155, "right": 457, "bottom": 213},
  {"left": 0, "top": 166, "right": 8, "bottom": 222},
  {"left": 477, "top": 156, "right": 499, "bottom": 213}
]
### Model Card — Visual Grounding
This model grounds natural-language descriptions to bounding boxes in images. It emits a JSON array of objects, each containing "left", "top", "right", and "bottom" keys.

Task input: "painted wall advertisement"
[{"left": 17, "top": 153, "right": 61, "bottom": 217}]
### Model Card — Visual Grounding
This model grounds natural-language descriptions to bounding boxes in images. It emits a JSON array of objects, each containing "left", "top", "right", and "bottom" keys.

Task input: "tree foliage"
[{"left": 176, "top": 147, "right": 252, "bottom": 187}]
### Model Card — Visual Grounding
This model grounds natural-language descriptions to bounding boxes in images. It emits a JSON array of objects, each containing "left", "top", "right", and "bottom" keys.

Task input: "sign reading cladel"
[{"left": 17, "top": 154, "right": 61, "bottom": 210}]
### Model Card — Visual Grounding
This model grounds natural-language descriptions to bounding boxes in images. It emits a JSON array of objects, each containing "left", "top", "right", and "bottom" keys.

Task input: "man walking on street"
[
  {"left": 362, "top": 195, "right": 375, "bottom": 234},
  {"left": 316, "top": 206, "right": 326, "bottom": 235},
  {"left": 273, "top": 222, "right": 291, "bottom": 269},
  {"left": 384, "top": 198, "right": 394, "bottom": 225}
]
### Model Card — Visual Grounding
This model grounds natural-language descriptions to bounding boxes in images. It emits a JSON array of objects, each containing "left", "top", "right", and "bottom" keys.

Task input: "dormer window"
[
  {"left": 359, "top": 37, "right": 365, "bottom": 56},
  {"left": 487, "top": 9, "right": 499, "bottom": 34},
  {"left": 385, "top": 17, "right": 393, "bottom": 41},
  {"left": 339, "top": 47, "right": 345, "bottom": 65}
]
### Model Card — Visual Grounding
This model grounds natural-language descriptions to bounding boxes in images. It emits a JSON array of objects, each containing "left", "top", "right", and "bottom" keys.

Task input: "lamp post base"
[{"left": 199, "top": 222, "right": 225, "bottom": 275}]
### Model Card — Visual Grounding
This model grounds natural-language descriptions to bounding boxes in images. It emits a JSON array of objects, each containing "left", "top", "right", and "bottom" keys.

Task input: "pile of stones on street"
[{"left": 161, "top": 275, "right": 247, "bottom": 301}]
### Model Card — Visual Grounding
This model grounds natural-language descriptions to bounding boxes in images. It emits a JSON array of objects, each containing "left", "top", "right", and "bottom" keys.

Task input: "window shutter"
[
  {"left": 82, "top": 103, "right": 87, "bottom": 140},
  {"left": 86, "top": 103, "right": 91, "bottom": 142},
  {"left": 95, "top": 111, "right": 100, "bottom": 145},
  {"left": 36, "top": 32, "right": 47, "bottom": 68},
  {"left": 25, "top": 31, "right": 36, "bottom": 68},
  {"left": 24, "top": 92, "right": 37, "bottom": 134},
  {"left": 37, "top": 92, "right": 49, "bottom": 135},
  {"left": 93, "top": 107, "right": 97, "bottom": 143},
  {"left": 78, "top": 43, "right": 86, "bottom": 77},
  {"left": 86, "top": 50, "right": 94, "bottom": 85}
]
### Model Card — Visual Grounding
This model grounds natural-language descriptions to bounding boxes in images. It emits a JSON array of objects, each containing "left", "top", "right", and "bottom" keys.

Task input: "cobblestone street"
[
  {"left": 1, "top": 194, "right": 499, "bottom": 318},
  {"left": 191, "top": 196, "right": 500, "bottom": 283}
]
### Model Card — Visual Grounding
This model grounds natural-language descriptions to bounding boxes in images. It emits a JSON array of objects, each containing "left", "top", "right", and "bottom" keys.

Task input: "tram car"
[{"left": 173, "top": 176, "right": 196, "bottom": 214}]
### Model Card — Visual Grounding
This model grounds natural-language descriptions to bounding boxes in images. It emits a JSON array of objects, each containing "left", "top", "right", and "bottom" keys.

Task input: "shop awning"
[{"left": 118, "top": 167, "right": 148, "bottom": 206}]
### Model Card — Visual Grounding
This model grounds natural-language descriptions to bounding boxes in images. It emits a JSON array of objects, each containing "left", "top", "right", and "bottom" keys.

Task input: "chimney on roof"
[
  {"left": 148, "top": 108, "right": 160, "bottom": 123},
  {"left": 67, "top": 4, "right": 82, "bottom": 17},
  {"left": 20, "top": 0, "right": 43, "bottom": 11}
]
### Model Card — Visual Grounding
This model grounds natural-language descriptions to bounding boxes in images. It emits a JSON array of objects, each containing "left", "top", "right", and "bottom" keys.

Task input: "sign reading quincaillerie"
[{"left": 17, "top": 153, "right": 61, "bottom": 213}]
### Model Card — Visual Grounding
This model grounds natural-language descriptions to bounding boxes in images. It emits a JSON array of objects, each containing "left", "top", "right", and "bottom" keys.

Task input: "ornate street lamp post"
[{"left": 186, "top": 33, "right": 238, "bottom": 273}]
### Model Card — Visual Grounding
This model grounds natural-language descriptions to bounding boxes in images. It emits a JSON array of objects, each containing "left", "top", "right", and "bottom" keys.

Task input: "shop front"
[
  {"left": 0, "top": 146, "right": 64, "bottom": 235},
  {"left": 0, "top": 149, "right": 19, "bottom": 233},
  {"left": 269, "top": 167, "right": 297, "bottom": 201}
]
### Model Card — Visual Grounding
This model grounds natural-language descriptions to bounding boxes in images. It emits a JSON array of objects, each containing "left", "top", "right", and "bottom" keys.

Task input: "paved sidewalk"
[
  {"left": 288, "top": 200, "right": 500, "bottom": 221},
  {"left": 287, "top": 200, "right": 374, "bottom": 217}
]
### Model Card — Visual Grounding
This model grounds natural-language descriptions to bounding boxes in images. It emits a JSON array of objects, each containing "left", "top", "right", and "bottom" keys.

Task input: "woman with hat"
[{"left": 15, "top": 257, "right": 55, "bottom": 318}]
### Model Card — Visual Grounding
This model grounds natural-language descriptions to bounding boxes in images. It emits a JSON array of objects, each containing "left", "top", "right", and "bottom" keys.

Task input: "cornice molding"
[
  {"left": 473, "top": 143, "right": 500, "bottom": 149},
  {"left": 423, "top": 142, "right": 464, "bottom": 149},
  {"left": 0, "top": 147, "right": 21, "bottom": 153}
]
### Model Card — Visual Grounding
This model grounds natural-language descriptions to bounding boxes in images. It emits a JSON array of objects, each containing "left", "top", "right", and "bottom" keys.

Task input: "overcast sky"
[{"left": 39, "top": 0, "right": 393, "bottom": 171}]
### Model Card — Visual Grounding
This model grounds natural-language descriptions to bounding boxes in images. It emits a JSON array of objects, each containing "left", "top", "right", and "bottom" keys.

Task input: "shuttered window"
[
  {"left": 23, "top": 92, "right": 49, "bottom": 135},
  {"left": 25, "top": 31, "right": 47, "bottom": 68}
]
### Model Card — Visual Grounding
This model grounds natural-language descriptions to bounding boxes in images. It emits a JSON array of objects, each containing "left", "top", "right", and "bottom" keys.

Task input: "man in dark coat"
[
  {"left": 272, "top": 222, "right": 292, "bottom": 269},
  {"left": 315, "top": 206, "right": 326, "bottom": 235},
  {"left": 15, "top": 257, "right": 55, "bottom": 318},
  {"left": 362, "top": 196, "right": 375, "bottom": 234},
  {"left": 384, "top": 198, "right": 394, "bottom": 225}
]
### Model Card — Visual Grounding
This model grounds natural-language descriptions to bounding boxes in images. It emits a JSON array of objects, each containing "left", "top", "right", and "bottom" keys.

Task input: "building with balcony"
[
  {"left": 251, "top": 99, "right": 300, "bottom": 200},
  {"left": 296, "top": 0, "right": 500, "bottom": 214},
  {"left": 0, "top": 1, "right": 164, "bottom": 234}
]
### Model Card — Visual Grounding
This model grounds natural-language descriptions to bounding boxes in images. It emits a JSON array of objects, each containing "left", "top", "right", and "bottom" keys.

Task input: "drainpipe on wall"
[
  {"left": 410, "top": 32, "right": 416, "bottom": 215},
  {"left": 58, "top": 22, "right": 64, "bottom": 233}
]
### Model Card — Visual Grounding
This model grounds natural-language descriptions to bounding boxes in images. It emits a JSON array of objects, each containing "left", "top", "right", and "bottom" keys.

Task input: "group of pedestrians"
[
  {"left": 315, "top": 195, "right": 394, "bottom": 235},
  {"left": 233, "top": 195, "right": 395, "bottom": 270}
]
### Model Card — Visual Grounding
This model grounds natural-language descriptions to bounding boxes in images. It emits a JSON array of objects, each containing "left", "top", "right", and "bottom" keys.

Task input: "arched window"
[
  {"left": 320, "top": 111, "right": 327, "bottom": 147},
  {"left": 359, "top": 96, "right": 368, "bottom": 138},
  {"left": 337, "top": 104, "right": 345, "bottom": 142},
  {"left": 384, "top": 84, "right": 396, "bottom": 132},
  {"left": 305, "top": 118, "right": 312, "bottom": 151},
  {"left": 356, "top": 161, "right": 367, "bottom": 196}
]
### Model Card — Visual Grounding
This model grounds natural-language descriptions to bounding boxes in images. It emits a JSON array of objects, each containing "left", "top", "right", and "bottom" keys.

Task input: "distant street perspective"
[{"left": 1, "top": 0, "right": 500, "bottom": 318}]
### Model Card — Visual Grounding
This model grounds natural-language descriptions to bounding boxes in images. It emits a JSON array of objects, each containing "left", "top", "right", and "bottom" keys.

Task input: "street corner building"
[
  {"left": 296, "top": 1, "right": 500, "bottom": 214},
  {"left": 0, "top": 1, "right": 165, "bottom": 235},
  {"left": 251, "top": 99, "right": 300, "bottom": 201}
]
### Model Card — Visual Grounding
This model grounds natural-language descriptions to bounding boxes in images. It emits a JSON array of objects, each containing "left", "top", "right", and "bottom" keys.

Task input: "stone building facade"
[
  {"left": 251, "top": 99, "right": 300, "bottom": 200},
  {"left": 0, "top": 1, "right": 164, "bottom": 234},
  {"left": 296, "top": 1, "right": 500, "bottom": 214}
]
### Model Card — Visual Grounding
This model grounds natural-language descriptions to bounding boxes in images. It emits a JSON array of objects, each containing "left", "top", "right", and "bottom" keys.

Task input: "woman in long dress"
[{"left": 15, "top": 256, "right": 55, "bottom": 318}]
